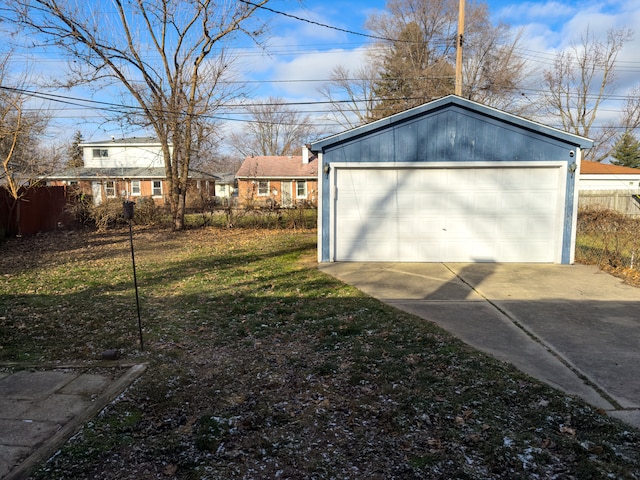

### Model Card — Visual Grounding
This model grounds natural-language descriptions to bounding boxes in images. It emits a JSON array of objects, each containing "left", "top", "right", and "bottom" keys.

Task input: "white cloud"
[
  {"left": 267, "top": 46, "right": 370, "bottom": 97},
  {"left": 496, "top": 1, "right": 576, "bottom": 25}
]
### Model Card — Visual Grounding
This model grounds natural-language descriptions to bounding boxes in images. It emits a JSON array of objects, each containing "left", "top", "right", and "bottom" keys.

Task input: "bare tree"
[
  {"left": 541, "top": 27, "right": 632, "bottom": 161},
  {"left": 318, "top": 62, "right": 380, "bottom": 129},
  {"left": 228, "top": 97, "right": 321, "bottom": 157},
  {"left": 0, "top": 52, "right": 54, "bottom": 235},
  {"left": 621, "top": 84, "right": 640, "bottom": 132},
  {"left": 0, "top": 53, "right": 50, "bottom": 200},
  {"left": 3, "top": 0, "right": 271, "bottom": 230},
  {"left": 462, "top": 12, "right": 530, "bottom": 114},
  {"left": 320, "top": 0, "right": 529, "bottom": 126}
]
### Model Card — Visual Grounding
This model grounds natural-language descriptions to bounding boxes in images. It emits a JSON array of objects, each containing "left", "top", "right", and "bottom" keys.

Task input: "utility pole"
[{"left": 455, "top": 0, "right": 465, "bottom": 96}]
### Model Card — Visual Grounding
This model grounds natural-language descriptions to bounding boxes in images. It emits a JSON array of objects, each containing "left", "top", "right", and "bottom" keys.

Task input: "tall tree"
[
  {"left": 322, "top": 0, "right": 528, "bottom": 125},
  {"left": 229, "top": 97, "right": 320, "bottom": 157},
  {"left": 620, "top": 84, "right": 640, "bottom": 133},
  {"left": 0, "top": 53, "right": 50, "bottom": 200},
  {"left": 610, "top": 131, "right": 640, "bottom": 168},
  {"left": 541, "top": 27, "right": 632, "bottom": 161},
  {"left": 461, "top": 8, "right": 529, "bottom": 114},
  {"left": 370, "top": 21, "right": 454, "bottom": 119},
  {"left": 1, "top": 52, "right": 52, "bottom": 235},
  {"left": 319, "top": 62, "right": 380, "bottom": 129},
  {"left": 3, "top": 0, "right": 270, "bottom": 230},
  {"left": 66, "top": 130, "right": 84, "bottom": 169}
]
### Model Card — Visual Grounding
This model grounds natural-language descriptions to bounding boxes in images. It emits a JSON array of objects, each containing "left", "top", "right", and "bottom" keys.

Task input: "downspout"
[
  {"left": 568, "top": 148, "right": 582, "bottom": 264},
  {"left": 316, "top": 151, "right": 324, "bottom": 263}
]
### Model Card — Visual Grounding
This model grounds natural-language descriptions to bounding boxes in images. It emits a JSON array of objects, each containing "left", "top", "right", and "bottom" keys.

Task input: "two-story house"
[{"left": 47, "top": 137, "right": 218, "bottom": 205}]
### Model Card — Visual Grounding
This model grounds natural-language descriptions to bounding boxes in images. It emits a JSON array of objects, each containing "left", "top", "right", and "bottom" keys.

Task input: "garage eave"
[{"left": 310, "top": 95, "right": 594, "bottom": 152}]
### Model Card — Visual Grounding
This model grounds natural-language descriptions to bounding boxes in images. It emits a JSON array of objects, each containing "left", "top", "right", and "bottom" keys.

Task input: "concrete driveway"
[{"left": 319, "top": 262, "right": 640, "bottom": 428}]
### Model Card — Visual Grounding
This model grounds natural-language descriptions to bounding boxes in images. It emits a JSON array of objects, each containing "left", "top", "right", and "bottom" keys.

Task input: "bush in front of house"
[{"left": 64, "top": 195, "right": 166, "bottom": 231}]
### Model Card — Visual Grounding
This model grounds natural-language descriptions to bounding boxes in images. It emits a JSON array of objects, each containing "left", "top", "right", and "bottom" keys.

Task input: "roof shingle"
[
  {"left": 236, "top": 155, "right": 318, "bottom": 178},
  {"left": 580, "top": 160, "right": 640, "bottom": 175}
]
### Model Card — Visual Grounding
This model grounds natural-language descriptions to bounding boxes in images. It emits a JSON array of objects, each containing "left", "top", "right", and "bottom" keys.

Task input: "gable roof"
[
  {"left": 214, "top": 173, "right": 237, "bottom": 184},
  {"left": 311, "top": 95, "right": 594, "bottom": 153},
  {"left": 236, "top": 155, "right": 318, "bottom": 179},
  {"left": 580, "top": 160, "right": 640, "bottom": 175},
  {"left": 45, "top": 167, "right": 218, "bottom": 181},
  {"left": 81, "top": 137, "right": 165, "bottom": 147}
]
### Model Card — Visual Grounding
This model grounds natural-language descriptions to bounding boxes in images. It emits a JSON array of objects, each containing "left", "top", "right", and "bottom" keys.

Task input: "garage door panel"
[
  {"left": 398, "top": 216, "right": 444, "bottom": 235},
  {"left": 396, "top": 192, "right": 447, "bottom": 210},
  {"left": 524, "top": 215, "right": 557, "bottom": 236},
  {"left": 334, "top": 166, "right": 563, "bottom": 262}
]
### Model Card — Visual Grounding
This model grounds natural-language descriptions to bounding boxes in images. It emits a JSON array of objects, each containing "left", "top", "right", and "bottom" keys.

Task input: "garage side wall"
[{"left": 318, "top": 105, "right": 582, "bottom": 263}]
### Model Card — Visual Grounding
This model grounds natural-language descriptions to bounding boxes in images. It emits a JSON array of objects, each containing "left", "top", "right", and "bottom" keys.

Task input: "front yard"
[{"left": 1, "top": 227, "right": 639, "bottom": 479}]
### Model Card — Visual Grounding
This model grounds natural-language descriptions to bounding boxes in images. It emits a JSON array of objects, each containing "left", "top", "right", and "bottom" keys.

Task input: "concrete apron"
[{"left": 319, "top": 262, "right": 640, "bottom": 429}]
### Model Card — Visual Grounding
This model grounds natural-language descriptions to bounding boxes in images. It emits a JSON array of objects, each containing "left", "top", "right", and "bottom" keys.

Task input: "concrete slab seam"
[
  {"left": 4, "top": 363, "right": 148, "bottom": 480},
  {"left": 443, "top": 263, "right": 623, "bottom": 410}
]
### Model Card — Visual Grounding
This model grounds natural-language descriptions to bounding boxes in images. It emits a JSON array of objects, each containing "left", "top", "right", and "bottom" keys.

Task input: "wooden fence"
[
  {"left": 0, "top": 186, "right": 70, "bottom": 236},
  {"left": 578, "top": 190, "right": 640, "bottom": 216}
]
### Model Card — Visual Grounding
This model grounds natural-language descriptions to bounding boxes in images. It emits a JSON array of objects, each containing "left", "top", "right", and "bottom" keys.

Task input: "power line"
[
  {"left": 237, "top": 0, "right": 395, "bottom": 43},
  {"left": 3, "top": 80, "right": 637, "bottom": 118}
]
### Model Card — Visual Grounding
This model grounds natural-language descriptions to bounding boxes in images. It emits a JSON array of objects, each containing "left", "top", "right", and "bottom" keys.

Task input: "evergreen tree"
[
  {"left": 66, "top": 130, "right": 84, "bottom": 168},
  {"left": 610, "top": 131, "right": 640, "bottom": 168},
  {"left": 370, "top": 22, "right": 454, "bottom": 121}
]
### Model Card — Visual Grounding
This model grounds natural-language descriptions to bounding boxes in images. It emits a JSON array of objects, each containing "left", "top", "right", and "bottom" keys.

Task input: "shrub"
[
  {"left": 576, "top": 208, "right": 639, "bottom": 271},
  {"left": 133, "top": 196, "right": 164, "bottom": 225},
  {"left": 90, "top": 198, "right": 128, "bottom": 231}
]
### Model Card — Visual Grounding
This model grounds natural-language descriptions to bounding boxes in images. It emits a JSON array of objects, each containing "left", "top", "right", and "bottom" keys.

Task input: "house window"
[
  {"left": 131, "top": 180, "right": 141, "bottom": 196},
  {"left": 258, "top": 180, "right": 269, "bottom": 196},
  {"left": 105, "top": 180, "right": 116, "bottom": 197},
  {"left": 296, "top": 180, "right": 307, "bottom": 198},
  {"left": 92, "top": 149, "right": 109, "bottom": 158},
  {"left": 152, "top": 180, "right": 162, "bottom": 196}
]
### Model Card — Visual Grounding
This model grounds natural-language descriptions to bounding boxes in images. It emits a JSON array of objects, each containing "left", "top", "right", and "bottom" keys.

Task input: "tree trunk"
[{"left": 173, "top": 191, "right": 186, "bottom": 231}]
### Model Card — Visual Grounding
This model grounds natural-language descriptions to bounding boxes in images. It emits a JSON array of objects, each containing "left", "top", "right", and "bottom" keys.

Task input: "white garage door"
[{"left": 333, "top": 165, "right": 565, "bottom": 262}]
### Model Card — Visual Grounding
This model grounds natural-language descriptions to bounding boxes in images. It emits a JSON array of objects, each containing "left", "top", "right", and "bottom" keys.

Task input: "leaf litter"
[{"left": 0, "top": 227, "right": 638, "bottom": 479}]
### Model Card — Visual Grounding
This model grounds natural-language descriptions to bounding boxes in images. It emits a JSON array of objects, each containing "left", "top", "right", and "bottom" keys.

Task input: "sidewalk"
[{"left": 0, "top": 364, "right": 146, "bottom": 480}]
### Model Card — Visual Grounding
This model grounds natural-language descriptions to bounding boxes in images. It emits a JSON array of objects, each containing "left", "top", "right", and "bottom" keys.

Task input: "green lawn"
[{"left": 1, "top": 227, "right": 639, "bottom": 479}]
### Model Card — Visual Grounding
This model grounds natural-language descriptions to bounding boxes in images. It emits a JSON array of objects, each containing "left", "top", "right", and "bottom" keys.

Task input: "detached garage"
[{"left": 311, "top": 96, "right": 593, "bottom": 264}]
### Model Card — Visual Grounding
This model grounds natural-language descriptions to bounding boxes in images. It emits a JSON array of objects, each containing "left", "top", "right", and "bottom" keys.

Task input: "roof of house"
[
  {"left": 45, "top": 167, "right": 218, "bottom": 180},
  {"left": 214, "top": 173, "right": 237, "bottom": 184},
  {"left": 236, "top": 155, "right": 318, "bottom": 179},
  {"left": 580, "top": 160, "right": 640, "bottom": 175},
  {"left": 81, "top": 137, "right": 164, "bottom": 146}
]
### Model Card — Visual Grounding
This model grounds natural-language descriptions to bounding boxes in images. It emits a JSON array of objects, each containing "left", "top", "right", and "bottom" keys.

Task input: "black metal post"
[{"left": 124, "top": 201, "right": 143, "bottom": 351}]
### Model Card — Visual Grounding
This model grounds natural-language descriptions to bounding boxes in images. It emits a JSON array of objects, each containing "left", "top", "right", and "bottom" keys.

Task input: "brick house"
[{"left": 236, "top": 147, "right": 318, "bottom": 208}]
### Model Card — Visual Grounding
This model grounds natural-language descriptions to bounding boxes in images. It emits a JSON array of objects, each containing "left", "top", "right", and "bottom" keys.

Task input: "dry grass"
[
  {"left": 1, "top": 227, "right": 639, "bottom": 479},
  {"left": 576, "top": 208, "right": 640, "bottom": 287}
]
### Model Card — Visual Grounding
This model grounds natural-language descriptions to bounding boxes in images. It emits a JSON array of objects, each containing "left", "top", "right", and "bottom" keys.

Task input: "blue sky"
[
  {"left": 233, "top": 0, "right": 640, "bottom": 138},
  {"left": 253, "top": 0, "right": 640, "bottom": 99},
  {"left": 2, "top": 0, "right": 639, "bottom": 143}
]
